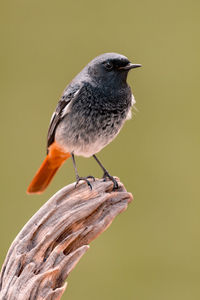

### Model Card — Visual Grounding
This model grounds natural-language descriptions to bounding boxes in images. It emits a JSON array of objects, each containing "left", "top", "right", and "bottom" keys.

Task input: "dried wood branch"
[{"left": 0, "top": 178, "right": 133, "bottom": 300}]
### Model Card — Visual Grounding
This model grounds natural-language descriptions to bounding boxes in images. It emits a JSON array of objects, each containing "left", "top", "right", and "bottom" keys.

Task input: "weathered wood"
[{"left": 0, "top": 178, "right": 133, "bottom": 300}]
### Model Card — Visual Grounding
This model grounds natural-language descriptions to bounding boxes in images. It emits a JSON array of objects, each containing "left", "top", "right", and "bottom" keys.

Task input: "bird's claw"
[
  {"left": 102, "top": 172, "right": 118, "bottom": 190},
  {"left": 75, "top": 176, "right": 94, "bottom": 190},
  {"left": 85, "top": 175, "right": 95, "bottom": 181}
]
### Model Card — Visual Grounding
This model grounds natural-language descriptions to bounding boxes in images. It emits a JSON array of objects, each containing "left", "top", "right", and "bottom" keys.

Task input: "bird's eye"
[{"left": 104, "top": 61, "right": 113, "bottom": 71}]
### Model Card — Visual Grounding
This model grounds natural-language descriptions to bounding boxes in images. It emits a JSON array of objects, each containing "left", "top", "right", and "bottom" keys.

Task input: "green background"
[{"left": 0, "top": 0, "right": 200, "bottom": 299}]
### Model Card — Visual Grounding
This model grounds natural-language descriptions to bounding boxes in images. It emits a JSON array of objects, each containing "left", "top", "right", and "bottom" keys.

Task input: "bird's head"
[{"left": 87, "top": 53, "right": 141, "bottom": 85}]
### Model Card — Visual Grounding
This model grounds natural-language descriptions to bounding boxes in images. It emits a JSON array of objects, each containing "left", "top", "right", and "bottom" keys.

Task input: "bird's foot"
[
  {"left": 75, "top": 175, "right": 95, "bottom": 190},
  {"left": 102, "top": 172, "right": 118, "bottom": 190},
  {"left": 86, "top": 175, "right": 96, "bottom": 181}
]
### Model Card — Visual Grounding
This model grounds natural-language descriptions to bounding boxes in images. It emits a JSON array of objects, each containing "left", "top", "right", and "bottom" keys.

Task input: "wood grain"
[{"left": 0, "top": 178, "right": 132, "bottom": 300}]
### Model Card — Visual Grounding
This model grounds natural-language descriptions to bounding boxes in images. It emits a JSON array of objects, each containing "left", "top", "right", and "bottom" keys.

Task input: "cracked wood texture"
[{"left": 0, "top": 178, "right": 133, "bottom": 300}]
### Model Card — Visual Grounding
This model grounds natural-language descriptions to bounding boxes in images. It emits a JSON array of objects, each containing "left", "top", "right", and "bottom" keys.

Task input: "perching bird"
[{"left": 27, "top": 53, "right": 141, "bottom": 194}]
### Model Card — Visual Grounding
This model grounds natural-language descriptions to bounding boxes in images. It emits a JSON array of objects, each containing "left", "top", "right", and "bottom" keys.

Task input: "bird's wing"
[{"left": 47, "top": 85, "right": 82, "bottom": 151}]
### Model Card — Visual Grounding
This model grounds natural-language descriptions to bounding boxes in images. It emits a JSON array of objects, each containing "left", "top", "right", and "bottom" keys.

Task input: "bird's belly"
[
  {"left": 73, "top": 138, "right": 110, "bottom": 157},
  {"left": 55, "top": 114, "right": 125, "bottom": 157}
]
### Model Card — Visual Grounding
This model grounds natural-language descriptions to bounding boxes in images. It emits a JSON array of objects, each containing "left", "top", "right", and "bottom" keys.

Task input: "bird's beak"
[{"left": 119, "top": 63, "right": 142, "bottom": 71}]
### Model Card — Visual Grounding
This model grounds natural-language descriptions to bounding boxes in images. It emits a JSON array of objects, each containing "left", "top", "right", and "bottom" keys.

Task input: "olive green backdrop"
[{"left": 0, "top": 0, "right": 199, "bottom": 299}]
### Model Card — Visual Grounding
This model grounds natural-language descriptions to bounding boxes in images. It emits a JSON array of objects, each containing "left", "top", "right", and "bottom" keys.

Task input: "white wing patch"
[
  {"left": 61, "top": 89, "right": 80, "bottom": 118},
  {"left": 49, "top": 112, "right": 56, "bottom": 125},
  {"left": 61, "top": 101, "right": 71, "bottom": 117}
]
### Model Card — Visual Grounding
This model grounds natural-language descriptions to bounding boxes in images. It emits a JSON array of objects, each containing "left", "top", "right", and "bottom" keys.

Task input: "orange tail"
[{"left": 27, "top": 142, "right": 71, "bottom": 194}]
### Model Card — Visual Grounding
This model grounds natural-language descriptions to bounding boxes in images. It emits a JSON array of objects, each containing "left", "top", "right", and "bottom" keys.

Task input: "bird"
[{"left": 27, "top": 52, "right": 141, "bottom": 194}]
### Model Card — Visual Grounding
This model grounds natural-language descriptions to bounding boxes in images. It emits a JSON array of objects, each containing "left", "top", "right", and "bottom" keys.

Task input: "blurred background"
[{"left": 0, "top": 0, "right": 200, "bottom": 299}]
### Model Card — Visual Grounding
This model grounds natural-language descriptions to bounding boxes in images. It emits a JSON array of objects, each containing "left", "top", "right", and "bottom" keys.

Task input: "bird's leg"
[
  {"left": 71, "top": 153, "right": 95, "bottom": 190},
  {"left": 93, "top": 154, "right": 118, "bottom": 189}
]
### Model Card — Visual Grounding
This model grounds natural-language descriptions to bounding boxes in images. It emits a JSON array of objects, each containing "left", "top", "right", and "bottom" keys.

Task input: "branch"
[{"left": 0, "top": 178, "right": 133, "bottom": 300}]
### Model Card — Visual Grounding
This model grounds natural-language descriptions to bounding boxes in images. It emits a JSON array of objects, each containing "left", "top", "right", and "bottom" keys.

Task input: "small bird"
[{"left": 27, "top": 53, "right": 141, "bottom": 194}]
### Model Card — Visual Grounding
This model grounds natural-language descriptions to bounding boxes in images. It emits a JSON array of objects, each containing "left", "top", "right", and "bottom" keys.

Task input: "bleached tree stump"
[{"left": 0, "top": 178, "right": 133, "bottom": 300}]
